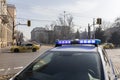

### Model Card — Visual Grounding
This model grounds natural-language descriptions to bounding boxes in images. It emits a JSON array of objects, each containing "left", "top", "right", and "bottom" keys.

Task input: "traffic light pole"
[
  {"left": 12, "top": 20, "right": 31, "bottom": 45},
  {"left": 88, "top": 18, "right": 102, "bottom": 39}
]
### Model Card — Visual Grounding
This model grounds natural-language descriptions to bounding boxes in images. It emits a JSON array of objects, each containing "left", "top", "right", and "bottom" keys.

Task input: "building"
[
  {"left": 7, "top": 4, "right": 16, "bottom": 46},
  {"left": 31, "top": 27, "right": 48, "bottom": 43},
  {"left": 0, "top": 0, "right": 8, "bottom": 48},
  {"left": 0, "top": 0, "right": 16, "bottom": 48}
]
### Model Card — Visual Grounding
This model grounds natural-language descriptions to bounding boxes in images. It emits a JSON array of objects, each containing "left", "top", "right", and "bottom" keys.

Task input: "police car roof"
[{"left": 50, "top": 45, "right": 98, "bottom": 52}]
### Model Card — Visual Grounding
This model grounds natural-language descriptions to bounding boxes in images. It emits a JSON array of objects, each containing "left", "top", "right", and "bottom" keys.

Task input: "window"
[
  {"left": 25, "top": 44, "right": 33, "bottom": 46},
  {"left": 17, "top": 51, "right": 101, "bottom": 80}
]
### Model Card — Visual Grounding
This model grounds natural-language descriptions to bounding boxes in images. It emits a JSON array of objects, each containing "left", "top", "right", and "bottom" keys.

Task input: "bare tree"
[
  {"left": 66, "top": 14, "right": 74, "bottom": 27},
  {"left": 43, "top": 12, "right": 75, "bottom": 43},
  {"left": 55, "top": 12, "right": 74, "bottom": 39},
  {"left": 45, "top": 24, "right": 55, "bottom": 31},
  {"left": 14, "top": 30, "right": 24, "bottom": 45},
  {"left": 101, "top": 21, "right": 112, "bottom": 30},
  {"left": 58, "top": 17, "right": 64, "bottom": 26}
]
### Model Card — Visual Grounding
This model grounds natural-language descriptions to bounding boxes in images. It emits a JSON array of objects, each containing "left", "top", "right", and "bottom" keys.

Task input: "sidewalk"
[{"left": 0, "top": 46, "right": 11, "bottom": 53}]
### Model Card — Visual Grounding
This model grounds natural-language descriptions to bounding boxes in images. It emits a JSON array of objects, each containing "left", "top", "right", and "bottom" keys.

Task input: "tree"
[
  {"left": 95, "top": 27, "right": 106, "bottom": 43},
  {"left": 55, "top": 12, "right": 74, "bottom": 40},
  {"left": 104, "top": 17, "right": 120, "bottom": 42},
  {"left": 14, "top": 30, "right": 24, "bottom": 45},
  {"left": 108, "top": 31, "right": 120, "bottom": 46},
  {"left": 80, "top": 28, "right": 88, "bottom": 39},
  {"left": 101, "top": 21, "right": 112, "bottom": 30},
  {"left": 75, "top": 29, "right": 80, "bottom": 39}
]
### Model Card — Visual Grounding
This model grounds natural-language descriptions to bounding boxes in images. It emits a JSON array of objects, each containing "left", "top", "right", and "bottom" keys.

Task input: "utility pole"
[
  {"left": 63, "top": 11, "right": 66, "bottom": 26},
  {"left": 63, "top": 11, "right": 66, "bottom": 39},
  {"left": 88, "top": 24, "right": 91, "bottom": 39},
  {"left": 93, "top": 18, "right": 95, "bottom": 39}
]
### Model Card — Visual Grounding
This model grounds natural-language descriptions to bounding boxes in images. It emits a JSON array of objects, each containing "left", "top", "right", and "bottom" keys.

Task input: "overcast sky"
[{"left": 7, "top": 0, "right": 120, "bottom": 40}]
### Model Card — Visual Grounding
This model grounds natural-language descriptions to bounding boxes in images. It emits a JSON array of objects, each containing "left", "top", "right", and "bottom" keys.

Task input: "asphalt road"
[
  {"left": 0, "top": 46, "right": 120, "bottom": 79},
  {"left": 0, "top": 45, "right": 53, "bottom": 76}
]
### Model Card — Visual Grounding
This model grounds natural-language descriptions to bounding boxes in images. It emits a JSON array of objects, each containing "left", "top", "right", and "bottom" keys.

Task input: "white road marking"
[
  {"left": 0, "top": 69, "right": 5, "bottom": 71},
  {"left": 8, "top": 68, "right": 10, "bottom": 70},
  {"left": 4, "top": 68, "right": 11, "bottom": 75},
  {"left": 14, "top": 66, "right": 23, "bottom": 70},
  {"left": 0, "top": 66, "right": 23, "bottom": 75},
  {"left": 0, "top": 66, "right": 23, "bottom": 72}
]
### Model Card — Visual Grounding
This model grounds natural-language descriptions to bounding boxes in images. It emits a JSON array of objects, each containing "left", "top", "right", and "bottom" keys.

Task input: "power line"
[{"left": 17, "top": 17, "right": 55, "bottom": 22}]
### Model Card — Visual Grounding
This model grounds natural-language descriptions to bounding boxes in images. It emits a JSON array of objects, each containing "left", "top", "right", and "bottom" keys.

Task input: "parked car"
[
  {"left": 10, "top": 39, "right": 118, "bottom": 80},
  {"left": 103, "top": 43, "right": 114, "bottom": 49},
  {"left": 10, "top": 43, "right": 40, "bottom": 52}
]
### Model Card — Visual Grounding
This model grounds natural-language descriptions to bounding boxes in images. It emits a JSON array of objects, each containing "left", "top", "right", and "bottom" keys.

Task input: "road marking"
[
  {"left": 4, "top": 68, "right": 11, "bottom": 75},
  {"left": 0, "top": 66, "right": 24, "bottom": 75},
  {"left": 0, "top": 69, "right": 5, "bottom": 71},
  {"left": 0, "top": 66, "right": 23, "bottom": 72},
  {"left": 8, "top": 68, "right": 10, "bottom": 70},
  {"left": 14, "top": 66, "right": 23, "bottom": 70}
]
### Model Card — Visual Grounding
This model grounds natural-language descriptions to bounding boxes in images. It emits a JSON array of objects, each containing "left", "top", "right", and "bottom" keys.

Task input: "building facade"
[
  {"left": 31, "top": 27, "right": 48, "bottom": 44},
  {"left": 0, "top": 0, "right": 16, "bottom": 48},
  {"left": 7, "top": 4, "right": 16, "bottom": 46},
  {"left": 0, "top": 0, "right": 7, "bottom": 48}
]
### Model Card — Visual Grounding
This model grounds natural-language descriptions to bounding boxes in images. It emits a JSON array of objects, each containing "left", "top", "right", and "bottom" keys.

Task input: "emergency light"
[{"left": 55, "top": 39, "right": 101, "bottom": 47}]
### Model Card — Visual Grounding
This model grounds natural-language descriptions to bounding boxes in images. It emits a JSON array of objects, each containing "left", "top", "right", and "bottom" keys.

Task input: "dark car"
[{"left": 10, "top": 39, "right": 118, "bottom": 80}]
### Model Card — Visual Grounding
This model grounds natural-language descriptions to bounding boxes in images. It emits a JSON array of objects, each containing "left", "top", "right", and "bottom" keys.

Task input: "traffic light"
[
  {"left": 96, "top": 18, "right": 102, "bottom": 25},
  {"left": 27, "top": 20, "right": 31, "bottom": 26}
]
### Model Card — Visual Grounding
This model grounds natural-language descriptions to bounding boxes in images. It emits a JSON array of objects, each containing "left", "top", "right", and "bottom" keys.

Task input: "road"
[
  {"left": 0, "top": 46, "right": 120, "bottom": 79},
  {"left": 0, "top": 45, "right": 53, "bottom": 76}
]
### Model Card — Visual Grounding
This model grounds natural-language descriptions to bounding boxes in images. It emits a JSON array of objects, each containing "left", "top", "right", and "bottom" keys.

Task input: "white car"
[{"left": 10, "top": 39, "right": 118, "bottom": 80}]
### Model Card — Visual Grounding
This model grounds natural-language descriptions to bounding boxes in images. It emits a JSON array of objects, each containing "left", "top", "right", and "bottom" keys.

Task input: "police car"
[{"left": 10, "top": 39, "right": 118, "bottom": 80}]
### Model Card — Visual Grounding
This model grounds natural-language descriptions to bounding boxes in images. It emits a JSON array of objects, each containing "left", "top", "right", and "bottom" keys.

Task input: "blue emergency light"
[{"left": 55, "top": 39, "right": 101, "bottom": 46}]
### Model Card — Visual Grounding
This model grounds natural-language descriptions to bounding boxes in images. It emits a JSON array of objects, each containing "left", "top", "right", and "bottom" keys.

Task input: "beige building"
[
  {"left": 0, "top": 0, "right": 16, "bottom": 48},
  {"left": 7, "top": 4, "right": 16, "bottom": 46}
]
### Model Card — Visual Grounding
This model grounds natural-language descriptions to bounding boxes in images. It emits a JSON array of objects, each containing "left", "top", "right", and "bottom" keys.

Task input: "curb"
[{"left": 0, "top": 47, "right": 11, "bottom": 53}]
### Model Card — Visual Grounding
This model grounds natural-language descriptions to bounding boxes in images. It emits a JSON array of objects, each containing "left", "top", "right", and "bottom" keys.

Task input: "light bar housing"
[{"left": 55, "top": 39, "right": 101, "bottom": 47}]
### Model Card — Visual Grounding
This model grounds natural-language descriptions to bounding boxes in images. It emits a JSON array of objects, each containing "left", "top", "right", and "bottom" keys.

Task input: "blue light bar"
[
  {"left": 79, "top": 39, "right": 101, "bottom": 44},
  {"left": 57, "top": 40, "right": 71, "bottom": 44},
  {"left": 56, "top": 39, "right": 101, "bottom": 45}
]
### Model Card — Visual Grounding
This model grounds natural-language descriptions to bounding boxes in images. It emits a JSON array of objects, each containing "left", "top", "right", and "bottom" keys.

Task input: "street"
[
  {"left": 0, "top": 46, "right": 52, "bottom": 76},
  {"left": 1, "top": 0, "right": 120, "bottom": 80},
  {"left": 0, "top": 46, "right": 120, "bottom": 79}
]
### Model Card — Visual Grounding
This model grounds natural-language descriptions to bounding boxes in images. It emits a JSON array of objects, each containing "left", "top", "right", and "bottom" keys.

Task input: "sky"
[{"left": 7, "top": 0, "right": 120, "bottom": 40}]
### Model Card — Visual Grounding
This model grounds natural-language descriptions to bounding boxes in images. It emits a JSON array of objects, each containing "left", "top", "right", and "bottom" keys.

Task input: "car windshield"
[{"left": 14, "top": 51, "right": 102, "bottom": 80}]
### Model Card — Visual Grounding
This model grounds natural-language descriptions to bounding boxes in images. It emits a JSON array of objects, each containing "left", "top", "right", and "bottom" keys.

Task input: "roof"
[{"left": 50, "top": 45, "right": 98, "bottom": 52}]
